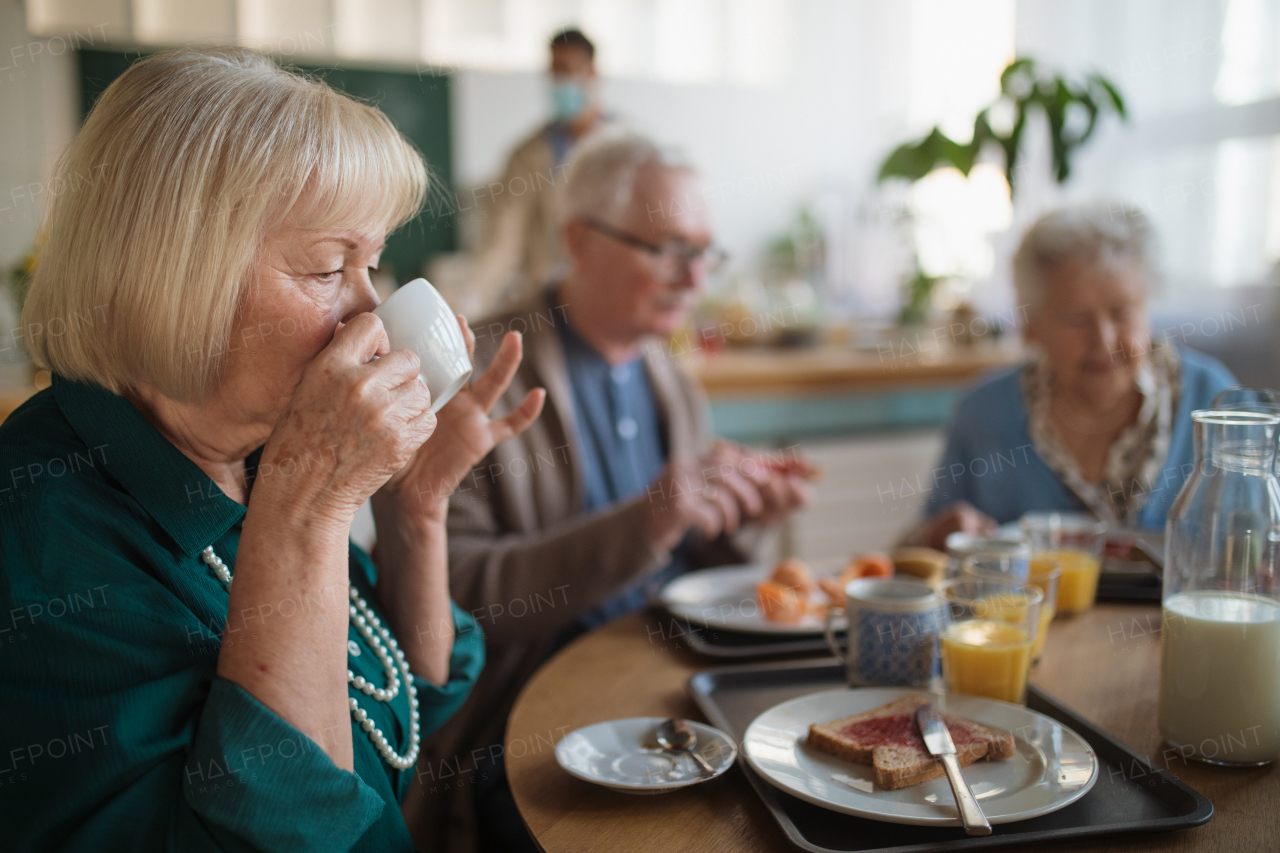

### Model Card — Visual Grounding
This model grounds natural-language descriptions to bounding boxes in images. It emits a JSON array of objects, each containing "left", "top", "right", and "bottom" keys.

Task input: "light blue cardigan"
[{"left": 924, "top": 348, "right": 1237, "bottom": 530}]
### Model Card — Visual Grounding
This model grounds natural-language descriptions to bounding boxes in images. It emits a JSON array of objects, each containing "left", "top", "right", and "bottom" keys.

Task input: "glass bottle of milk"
[{"left": 1160, "top": 409, "right": 1280, "bottom": 766}]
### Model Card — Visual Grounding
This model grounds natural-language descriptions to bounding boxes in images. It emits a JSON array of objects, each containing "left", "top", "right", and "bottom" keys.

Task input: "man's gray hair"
[
  {"left": 560, "top": 131, "right": 694, "bottom": 226},
  {"left": 1012, "top": 203, "right": 1157, "bottom": 314}
]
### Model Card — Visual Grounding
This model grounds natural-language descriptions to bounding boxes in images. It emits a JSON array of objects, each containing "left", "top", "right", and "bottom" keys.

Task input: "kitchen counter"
[
  {"left": 687, "top": 341, "right": 1024, "bottom": 398},
  {"left": 683, "top": 342, "right": 1024, "bottom": 443}
]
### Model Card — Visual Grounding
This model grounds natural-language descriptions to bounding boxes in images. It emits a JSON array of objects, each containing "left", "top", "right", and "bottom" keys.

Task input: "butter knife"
[{"left": 916, "top": 704, "right": 992, "bottom": 836}]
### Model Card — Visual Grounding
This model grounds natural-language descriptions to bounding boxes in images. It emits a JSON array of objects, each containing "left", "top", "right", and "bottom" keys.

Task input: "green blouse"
[{"left": 0, "top": 377, "right": 484, "bottom": 851}]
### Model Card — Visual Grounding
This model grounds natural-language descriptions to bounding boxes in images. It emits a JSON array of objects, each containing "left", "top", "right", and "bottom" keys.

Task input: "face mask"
[{"left": 550, "top": 80, "right": 588, "bottom": 120}]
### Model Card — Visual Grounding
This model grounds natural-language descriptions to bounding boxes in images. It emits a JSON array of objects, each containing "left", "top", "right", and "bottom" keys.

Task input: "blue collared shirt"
[
  {"left": 560, "top": 323, "right": 665, "bottom": 513},
  {"left": 557, "top": 320, "right": 685, "bottom": 629}
]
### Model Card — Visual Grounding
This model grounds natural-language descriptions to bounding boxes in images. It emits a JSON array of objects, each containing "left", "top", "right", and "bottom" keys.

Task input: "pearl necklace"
[{"left": 200, "top": 546, "right": 421, "bottom": 771}]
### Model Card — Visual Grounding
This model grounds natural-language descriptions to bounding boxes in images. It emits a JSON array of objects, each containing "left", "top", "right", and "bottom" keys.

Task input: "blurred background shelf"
[
  {"left": 691, "top": 342, "right": 1022, "bottom": 446},
  {"left": 690, "top": 342, "right": 1024, "bottom": 398}
]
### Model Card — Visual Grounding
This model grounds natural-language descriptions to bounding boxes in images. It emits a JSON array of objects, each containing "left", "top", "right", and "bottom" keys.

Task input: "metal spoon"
[{"left": 656, "top": 718, "right": 716, "bottom": 776}]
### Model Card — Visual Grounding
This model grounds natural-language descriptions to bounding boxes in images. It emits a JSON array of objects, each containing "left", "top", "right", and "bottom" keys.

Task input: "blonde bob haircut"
[{"left": 23, "top": 46, "right": 428, "bottom": 403}]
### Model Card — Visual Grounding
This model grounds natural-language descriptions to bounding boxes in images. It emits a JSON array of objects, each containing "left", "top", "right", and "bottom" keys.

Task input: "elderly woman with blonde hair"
[
  {"left": 918, "top": 203, "right": 1236, "bottom": 548},
  {"left": 0, "top": 48, "right": 543, "bottom": 851}
]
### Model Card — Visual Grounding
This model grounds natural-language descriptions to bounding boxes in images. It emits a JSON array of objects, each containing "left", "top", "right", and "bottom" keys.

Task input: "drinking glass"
[
  {"left": 946, "top": 535, "right": 1030, "bottom": 577},
  {"left": 962, "top": 553, "right": 1059, "bottom": 663},
  {"left": 939, "top": 578, "right": 1043, "bottom": 705},
  {"left": 1021, "top": 512, "right": 1105, "bottom": 615}
]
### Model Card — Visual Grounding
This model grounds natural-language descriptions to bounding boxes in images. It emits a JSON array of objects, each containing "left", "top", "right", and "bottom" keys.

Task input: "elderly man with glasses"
[{"left": 411, "top": 134, "right": 813, "bottom": 852}]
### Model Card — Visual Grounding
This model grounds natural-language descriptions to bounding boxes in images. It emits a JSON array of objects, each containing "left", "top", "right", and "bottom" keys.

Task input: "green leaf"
[
  {"left": 876, "top": 127, "right": 980, "bottom": 183},
  {"left": 1038, "top": 80, "right": 1070, "bottom": 182},
  {"left": 877, "top": 137, "right": 941, "bottom": 183},
  {"left": 1088, "top": 73, "right": 1127, "bottom": 119},
  {"left": 1000, "top": 57, "right": 1036, "bottom": 95},
  {"left": 1060, "top": 89, "right": 1099, "bottom": 150},
  {"left": 1002, "top": 106, "right": 1027, "bottom": 190}
]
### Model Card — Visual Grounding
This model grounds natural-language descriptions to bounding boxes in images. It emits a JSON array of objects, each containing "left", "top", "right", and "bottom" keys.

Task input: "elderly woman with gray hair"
[
  {"left": 918, "top": 204, "right": 1236, "bottom": 549},
  {"left": 0, "top": 48, "right": 545, "bottom": 851}
]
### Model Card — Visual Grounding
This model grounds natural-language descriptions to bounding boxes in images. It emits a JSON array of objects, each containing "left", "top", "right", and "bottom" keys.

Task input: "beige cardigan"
[{"left": 404, "top": 287, "right": 761, "bottom": 851}]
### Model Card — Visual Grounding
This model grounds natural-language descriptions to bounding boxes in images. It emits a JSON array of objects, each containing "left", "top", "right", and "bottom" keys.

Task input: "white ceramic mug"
[
  {"left": 372, "top": 278, "right": 473, "bottom": 413},
  {"left": 824, "top": 577, "right": 943, "bottom": 688}
]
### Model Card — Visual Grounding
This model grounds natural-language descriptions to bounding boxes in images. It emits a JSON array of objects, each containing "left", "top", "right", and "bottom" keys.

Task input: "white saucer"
[
  {"left": 742, "top": 687, "right": 1097, "bottom": 825},
  {"left": 555, "top": 717, "right": 737, "bottom": 794}
]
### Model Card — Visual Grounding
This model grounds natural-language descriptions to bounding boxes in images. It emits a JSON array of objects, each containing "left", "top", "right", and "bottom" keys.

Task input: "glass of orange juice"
[
  {"left": 961, "top": 553, "right": 1059, "bottom": 664},
  {"left": 939, "top": 578, "right": 1043, "bottom": 705},
  {"left": 1021, "top": 512, "right": 1106, "bottom": 616}
]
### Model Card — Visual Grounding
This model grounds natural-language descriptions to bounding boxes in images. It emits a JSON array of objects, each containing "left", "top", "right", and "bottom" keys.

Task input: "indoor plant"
[{"left": 878, "top": 58, "right": 1127, "bottom": 324}]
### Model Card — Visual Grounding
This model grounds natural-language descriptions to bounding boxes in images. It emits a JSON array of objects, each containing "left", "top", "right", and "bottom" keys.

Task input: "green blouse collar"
[{"left": 52, "top": 375, "right": 249, "bottom": 556}]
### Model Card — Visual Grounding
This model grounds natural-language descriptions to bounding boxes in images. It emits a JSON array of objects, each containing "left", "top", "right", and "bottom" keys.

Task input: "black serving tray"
[
  {"left": 687, "top": 659, "right": 1213, "bottom": 852},
  {"left": 1096, "top": 531, "right": 1163, "bottom": 602},
  {"left": 680, "top": 623, "right": 838, "bottom": 659},
  {"left": 1096, "top": 562, "right": 1161, "bottom": 602}
]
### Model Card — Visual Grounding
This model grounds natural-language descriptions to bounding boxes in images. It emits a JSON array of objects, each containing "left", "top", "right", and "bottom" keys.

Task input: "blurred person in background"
[
  {"left": 409, "top": 134, "right": 814, "bottom": 853},
  {"left": 468, "top": 28, "right": 617, "bottom": 313},
  {"left": 916, "top": 203, "right": 1236, "bottom": 550}
]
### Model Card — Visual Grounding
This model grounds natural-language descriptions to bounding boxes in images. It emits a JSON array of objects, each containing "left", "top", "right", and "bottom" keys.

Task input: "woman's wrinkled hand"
[
  {"left": 919, "top": 500, "right": 997, "bottom": 551},
  {"left": 256, "top": 312, "right": 435, "bottom": 527},
  {"left": 376, "top": 316, "right": 545, "bottom": 521}
]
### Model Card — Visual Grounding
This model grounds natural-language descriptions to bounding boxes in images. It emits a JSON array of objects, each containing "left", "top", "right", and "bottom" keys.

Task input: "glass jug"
[{"left": 1159, "top": 409, "right": 1280, "bottom": 765}]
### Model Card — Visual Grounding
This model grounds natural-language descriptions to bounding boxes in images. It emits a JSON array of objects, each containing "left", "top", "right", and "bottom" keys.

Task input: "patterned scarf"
[{"left": 1021, "top": 344, "right": 1181, "bottom": 525}]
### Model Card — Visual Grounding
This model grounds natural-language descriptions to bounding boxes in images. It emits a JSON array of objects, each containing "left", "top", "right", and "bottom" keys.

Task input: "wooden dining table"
[{"left": 505, "top": 603, "right": 1278, "bottom": 853}]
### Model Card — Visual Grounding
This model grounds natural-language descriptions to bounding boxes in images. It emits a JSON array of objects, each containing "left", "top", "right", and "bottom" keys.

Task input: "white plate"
[
  {"left": 742, "top": 688, "right": 1097, "bottom": 825},
  {"left": 555, "top": 717, "right": 737, "bottom": 794},
  {"left": 659, "top": 563, "right": 847, "bottom": 635}
]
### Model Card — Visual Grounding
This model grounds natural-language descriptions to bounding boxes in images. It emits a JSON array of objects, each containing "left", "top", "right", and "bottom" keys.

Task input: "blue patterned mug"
[{"left": 824, "top": 577, "right": 943, "bottom": 688}]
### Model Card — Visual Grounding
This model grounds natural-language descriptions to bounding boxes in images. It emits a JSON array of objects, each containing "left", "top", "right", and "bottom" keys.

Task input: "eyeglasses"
[{"left": 584, "top": 217, "right": 728, "bottom": 283}]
